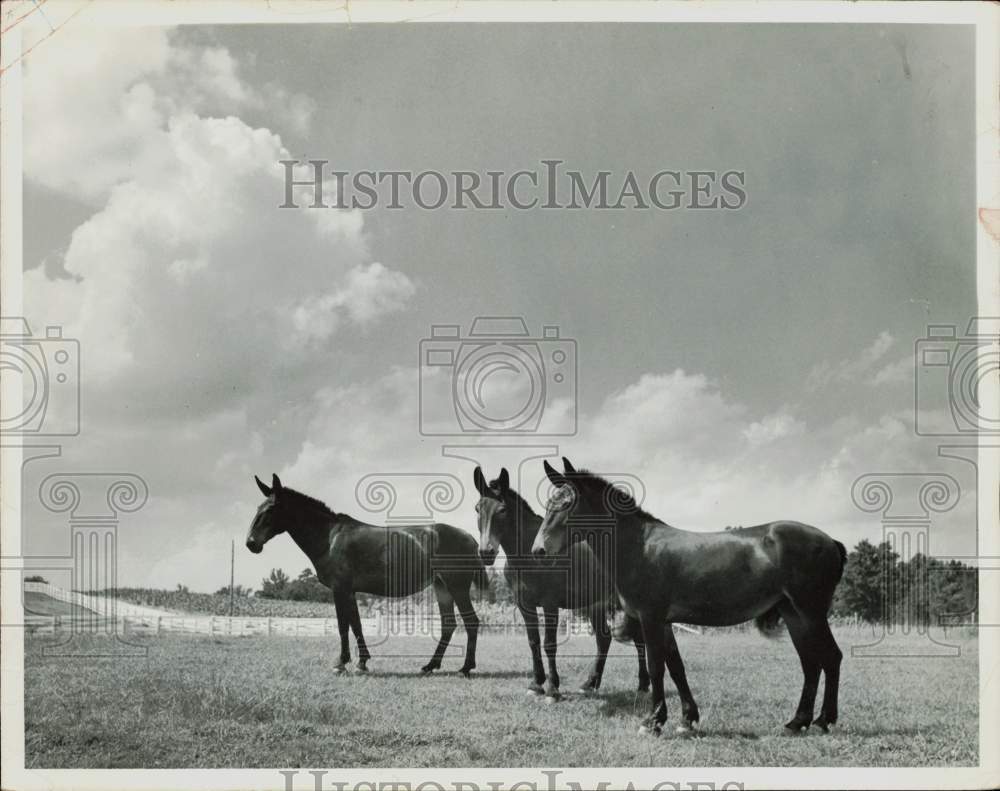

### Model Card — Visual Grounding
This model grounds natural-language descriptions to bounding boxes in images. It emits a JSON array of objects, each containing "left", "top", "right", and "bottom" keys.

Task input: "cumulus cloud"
[
  {"left": 742, "top": 409, "right": 806, "bottom": 447},
  {"left": 24, "top": 28, "right": 315, "bottom": 204},
  {"left": 24, "top": 31, "right": 412, "bottom": 421},
  {"left": 806, "top": 330, "right": 896, "bottom": 392},
  {"left": 21, "top": 27, "right": 416, "bottom": 590},
  {"left": 870, "top": 355, "right": 914, "bottom": 386},
  {"left": 24, "top": 112, "right": 409, "bottom": 420},
  {"left": 275, "top": 364, "right": 973, "bottom": 576}
]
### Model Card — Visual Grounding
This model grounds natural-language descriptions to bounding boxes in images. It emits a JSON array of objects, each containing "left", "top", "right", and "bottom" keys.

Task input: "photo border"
[{"left": 2, "top": 2, "right": 997, "bottom": 790}]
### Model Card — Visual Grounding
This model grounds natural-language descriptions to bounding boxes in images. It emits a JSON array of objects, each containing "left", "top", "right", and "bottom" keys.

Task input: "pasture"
[{"left": 24, "top": 627, "right": 977, "bottom": 768}]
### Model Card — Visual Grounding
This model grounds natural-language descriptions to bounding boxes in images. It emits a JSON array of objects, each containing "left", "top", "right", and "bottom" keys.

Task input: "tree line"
[{"left": 830, "top": 539, "right": 977, "bottom": 626}]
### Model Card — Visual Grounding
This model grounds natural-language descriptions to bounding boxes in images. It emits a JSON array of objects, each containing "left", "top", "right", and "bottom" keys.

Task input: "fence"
[
  {"left": 23, "top": 582, "right": 381, "bottom": 637},
  {"left": 22, "top": 582, "right": 710, "bottom": 639}
]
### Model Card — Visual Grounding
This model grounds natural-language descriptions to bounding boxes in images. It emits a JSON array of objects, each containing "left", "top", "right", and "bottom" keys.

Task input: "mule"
[
  {"left": 247, "top": 474, "right": 484, "bottom": 676},
  {"left": 474, "top": 466, "right": 649, "bottom": 700},
  {"left": 532, "top": 458, "right": 847, "bottom": 736}
]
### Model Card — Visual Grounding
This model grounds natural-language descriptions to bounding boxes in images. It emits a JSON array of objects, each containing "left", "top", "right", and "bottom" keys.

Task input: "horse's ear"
[
  {"left": 562, "top": 457, "right": 577, "bottom": 474},
  {"left": 271, "top": 474, "right": 283, "bottom": 494},
  {"left": 255, "top": 475, "right": 272, "bottom": 497},
  {"left": 543, "top": 460, "right": 565, "bottom": 487},
  {"left": 473, "top": 466, "right": 488, "bottom": 497},
  {"left": 497, "top": 468, "right": 510, "bottom": 494}
]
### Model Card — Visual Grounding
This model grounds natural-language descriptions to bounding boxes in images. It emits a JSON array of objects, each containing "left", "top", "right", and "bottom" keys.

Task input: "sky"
[{"left": 19, "top": 22, "right": 980, "bottom": 592}]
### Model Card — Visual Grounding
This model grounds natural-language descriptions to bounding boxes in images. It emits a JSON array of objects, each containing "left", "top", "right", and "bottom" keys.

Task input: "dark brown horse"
[
  {"left": 246, "top": 474, "right": 484, "bottom": 676},
  {"left": 532, "top": 458, "right": 847, "bottom": 736},
  {"left": 473, "top": 466, "right": 649, "bottom": 700}
]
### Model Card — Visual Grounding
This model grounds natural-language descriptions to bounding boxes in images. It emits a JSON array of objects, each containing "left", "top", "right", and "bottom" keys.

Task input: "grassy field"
[{"left": 24, "top": 627, "right": 977, "bottom": 768}]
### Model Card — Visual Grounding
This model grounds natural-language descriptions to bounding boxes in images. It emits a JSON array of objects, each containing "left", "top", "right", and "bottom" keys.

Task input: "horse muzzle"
[
  {"left": 246, "top": 538, "right": 263, "bottom": 554},
  {"left": 479, "top": 547, "right": 497, "bottom": 566}
]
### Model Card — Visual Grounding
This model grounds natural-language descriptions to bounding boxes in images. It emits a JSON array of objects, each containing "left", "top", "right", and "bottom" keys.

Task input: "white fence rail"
[
  {"left": 23, "top": 582, "right": 381, "bottom": 637},
  {"left": 24, "top": 581, "right": 174, "bottom": 618},
  {"left": 23, "top": 582, "right": 703, "bottom": 639}
]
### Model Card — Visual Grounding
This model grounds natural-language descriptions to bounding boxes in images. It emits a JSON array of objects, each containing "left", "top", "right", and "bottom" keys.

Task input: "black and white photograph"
[{"left": 1, "top": 2, "right": 997, "bottom": 790}]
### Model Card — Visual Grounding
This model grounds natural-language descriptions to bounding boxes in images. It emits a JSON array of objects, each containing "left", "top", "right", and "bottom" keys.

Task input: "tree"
[
  {"left": 215, "top": 584, "right": 252, "bottom": 597},
  {"left": 258, "top": 568, "right": 290, "bottom": 599},
  {"left": 488, "top": 568, "right": 514, "bottom": 605},
  {"left": 930, "top": 559, "right": 977, "bottom": 626},
  {"left": 25, "top": 575, "right": 48, "bottom": 584},
  {"left": 834, "top": 539, "right": 898, "bottom": 624},
  {"left": 286, "top": 568, "right": 330, "bottom": 601}
]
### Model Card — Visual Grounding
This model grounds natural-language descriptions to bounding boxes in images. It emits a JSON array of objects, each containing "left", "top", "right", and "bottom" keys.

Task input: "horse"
[
  {"left": 531, "top": 458, "right": 847, "bottom": 736},
  {"left": 473, "top": 466, "right": 649, "bottom": 700},
  {"left": 246, "top": 474, "right": 485, "bottom": 676}
]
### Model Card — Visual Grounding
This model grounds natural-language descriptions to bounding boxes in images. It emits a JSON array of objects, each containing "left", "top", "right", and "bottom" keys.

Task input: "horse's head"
[
  {"left": 532, "top": 457, "right": 583, "bottom": 561},
  {"left": 472, "top": 466, "right": 511, "bottom": 566},
  {"left": 246, "top": 473, "right": 287, "bottom": 553}
]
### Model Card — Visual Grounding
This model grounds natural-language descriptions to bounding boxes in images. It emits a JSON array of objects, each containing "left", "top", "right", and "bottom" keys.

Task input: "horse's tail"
[
  {"left": 754, "top": 604, "right": 785, "bottom": 638},
  {"left": 757, "top": 537, "right": 847, "bottom": 638},
  {"left": 834, "top": 540, "right": 848, "bottom": 584}
]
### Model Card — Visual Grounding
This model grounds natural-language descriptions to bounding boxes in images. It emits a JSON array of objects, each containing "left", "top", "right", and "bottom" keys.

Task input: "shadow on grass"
[
  {"left": 355, "top": 669, "right": 528, "bottom": 680},
  {"left": 597, "top": 688, "right": 654, "bottom": 718}
]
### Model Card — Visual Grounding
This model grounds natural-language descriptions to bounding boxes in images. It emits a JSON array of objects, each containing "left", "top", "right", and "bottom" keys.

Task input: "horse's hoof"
[
  {"left": 458, "top": 668, "right": 473, "bottom": 678},
  {"left": 812, "top": 716, "right": 832, "bottom": 733},
  {"left": 675, "top": 722, "right": 696, "bottom": 735},
  {"left": 527, "top": 686, "right": 544, "bottom": 696},
  {"left": 783, "top": 721, "right": 810, "bottom": 735},
  {"left": 578, "top": 687, "right": 597, "bottom": 696},
  {"left": 420, "top": 666, "right": 436, "bottom": 675},
  {"left": 638, "top": 723, "right": 662, "bottom": 737},
  {"left": 333, "top": 665, "right": 348, "bottom": 675},
  {"left": 355, "top": 665, "right": 369, "bottom": 675}
]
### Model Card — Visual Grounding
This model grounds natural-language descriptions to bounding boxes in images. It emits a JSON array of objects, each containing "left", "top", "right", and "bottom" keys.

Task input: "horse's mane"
[
  {"left": 282, "top": 487, "right": 355, "bottom": 523},
  {"left": 568, "top": 468, "right": 657, "bottom": 523},
  {"left": 488, "top": 477, "right": 538, "bottom": 517}
]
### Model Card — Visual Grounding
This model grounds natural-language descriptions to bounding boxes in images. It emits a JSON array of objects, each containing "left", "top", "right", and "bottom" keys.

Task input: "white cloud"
[
  {"left": 24, "top": 27, "right": 315, "bottom": 204},
  {"left": 806, "top": 330, "right": 896, "bottom": 391},
  {"left": 21, "top": 28, "right": 416, "bottom": 592},
  {"left": 742, "top": 409, "right": 806, "bottom": 446},
  {"left": 290, "top": 261, "right": 417, "bottom": 345},
  {"left": 870, "top": 355, "right": 914, "bottom": 386},
  {"left": 275, "top": 365, "right": 973, "bottom": 572}
]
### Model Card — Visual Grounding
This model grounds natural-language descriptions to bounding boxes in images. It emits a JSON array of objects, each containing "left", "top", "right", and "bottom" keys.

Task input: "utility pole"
[{"left": 229, "top": 539, "right": 235, "bottom": 617}]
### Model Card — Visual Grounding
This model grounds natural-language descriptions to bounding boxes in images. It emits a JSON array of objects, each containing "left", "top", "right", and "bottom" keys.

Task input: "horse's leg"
[
  {"left": 541, "top": 606, "right": 561, "bottom": 701},
  {"left": 634, "top": 623, "right": 650, "bottom": 692},
  {"left": 347, "top": 594, "right": 371, "bottom": 672},
  {"left": 421, "top": 579, "right": 456, "bottom": 674},
  {"left": 579, "top": 606, "right": 612, "bottom": 693},
  {"left": 520, "top": 603, "right": 546, "bottom": 695},
  {"left": 779, "top": 600, "right": 822, "bottom": 733},
  {"left": 332, "top": 591, "right": 352, "bottom": 672},
  {"left": 811, "top": 619, "right": 843, "bottom": 731},
  {"left": 663, "top": 624, "right": 699, "bottom": 729},
  {"left": 616, "top": 614, "right": 650, "bottom": 691},
  {"left": 638, "top": 612, "right": 668, "bottom": 735},
  {"left": 453, "top": 583, "right": 480, "bottom": 677}
]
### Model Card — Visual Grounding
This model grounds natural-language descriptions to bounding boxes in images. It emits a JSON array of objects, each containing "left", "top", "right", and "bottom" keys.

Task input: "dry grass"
[{"left": 24, "top": 627, "right": 977, "bottom": 768}]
